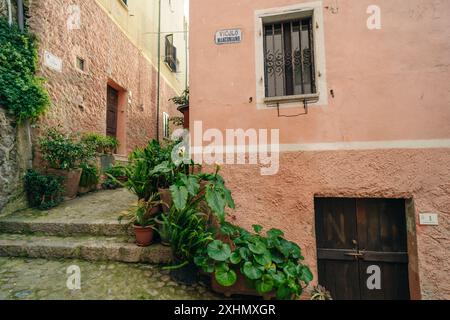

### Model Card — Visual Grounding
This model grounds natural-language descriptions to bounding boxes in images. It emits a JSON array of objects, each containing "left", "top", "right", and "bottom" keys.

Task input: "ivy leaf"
[
  {"left": 207, "top": 240, "right": 231, "bottom": 262},
  {"left": 256, "top": 274, "right": 274, "bottom": 294},
  {"left": 252, "top": 225, "right": 263, "bottom": 234},
  {"left": 242, "top": 262, "right": 263, "bottom": 280},
  {"left": 230, "top": 251, "right": 242, "bottom": 265},
  {"left": 215, "top": 268, "right": 237, "bottom": 287},
  {"left": 170, "top": 185, "right": 188, "bottom": 210},
  {"left": 248, "top": 241, "right": 267, "bottom": 255}
]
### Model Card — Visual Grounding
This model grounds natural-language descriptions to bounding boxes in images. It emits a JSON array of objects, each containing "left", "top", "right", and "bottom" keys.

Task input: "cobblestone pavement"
[{"left": 0, "top": 257, "right": 223, "bottom": 300}]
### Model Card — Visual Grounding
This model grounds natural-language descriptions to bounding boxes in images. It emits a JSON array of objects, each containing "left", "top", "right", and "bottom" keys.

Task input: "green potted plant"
[
  {"left": 39, "top": 128, "right": 95, "bottom": 199},
  {"left": 78, "top": 163, "right": 100, "bottom": 194},
  {"left": 154, "top": 214, "right": 171, "bottom": 246},
  {"left": 170, "top": 88, "right": 189, "bottom": 129},
  {"left": 310, "top": 285, "right": 333, "bottom": 300},
  {"left": 119, "top": 194, "right": 162, "bottom": 247},
  {"left": 24, "top": 170, "right": 64, "bottom": 210},
  {"left": 194, "top": 224, "right": 313, "bottom": 300},
  {"left": 81, "top": 133, "right": 119, "bottom": 172}
]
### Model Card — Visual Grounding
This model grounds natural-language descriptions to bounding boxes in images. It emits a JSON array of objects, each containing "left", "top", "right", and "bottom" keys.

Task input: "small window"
[
  {"left": 164, "top": 34, "right": 177, "bottom": 72},
  {"left": 163, "top": 112, "right": 170, "bottom": 139},
  {"left": 76, "top": 57, "right": 85, "bottom": 71},
  {"left": 263, "top": 16, "right": 316, "bottom": 98}
]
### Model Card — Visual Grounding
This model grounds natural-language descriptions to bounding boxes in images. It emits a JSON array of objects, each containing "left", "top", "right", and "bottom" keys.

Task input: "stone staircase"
[{"left": 0, "top": 189, "right": 172, "bottom": 264}]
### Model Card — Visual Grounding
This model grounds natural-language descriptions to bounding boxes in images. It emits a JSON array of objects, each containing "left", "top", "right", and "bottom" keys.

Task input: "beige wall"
[{"left": 97, "top": 0, "right": 188, "bottom": 95}]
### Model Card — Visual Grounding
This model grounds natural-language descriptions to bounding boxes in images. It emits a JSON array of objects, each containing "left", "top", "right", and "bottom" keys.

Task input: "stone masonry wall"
[
  {"left": 27, "top": 0, "right": 179, "bottom": 154},
  {"left": 0, "top": 107, "right": 19, "bottom": 211}
]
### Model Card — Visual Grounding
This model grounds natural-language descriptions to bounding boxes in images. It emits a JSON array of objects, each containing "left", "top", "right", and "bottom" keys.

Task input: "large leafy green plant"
[
  {"left": 165, "top": 202, "right": 214, "bottom": 267},
  {"left": 194, "top": 224, "right": 313, "bottom": 300},
  {"left": 108, "top": 140, "right": 171, "bottom": 200},
  {"left": 39, "top": 128, "right": 95, "bottom": 170},
  {"left": 169, "top": 166, "right": 235, "bottom": 223},
  {"left": 0, "top": 18, "right": 50, "bottom": 122},
  {"left": 81, "top": 133, "right": 120, "bottom": 154},
  {"left": 24, "top": 170, "right": 64, "bottom": 210}
]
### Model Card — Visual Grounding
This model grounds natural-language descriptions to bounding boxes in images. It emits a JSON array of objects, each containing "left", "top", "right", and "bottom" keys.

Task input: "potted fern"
[{"left": 119, "top": 194, "right": 162, "bottom": 247}]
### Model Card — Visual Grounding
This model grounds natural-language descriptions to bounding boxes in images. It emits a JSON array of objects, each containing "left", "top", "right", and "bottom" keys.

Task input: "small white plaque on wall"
[
  {"left": 44, "top": 51, "right": 63, "bottom": 72},
  {"left": 419, "top": 213, "right": 439, "bottom": 226}
]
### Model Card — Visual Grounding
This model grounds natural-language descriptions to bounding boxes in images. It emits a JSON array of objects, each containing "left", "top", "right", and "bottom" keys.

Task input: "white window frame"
[
  {"left": 254, "top": 1, "right": 328, "bottom": 109},
  {"left": 163, "top": 112, "right": 170, "bottom": 139}
]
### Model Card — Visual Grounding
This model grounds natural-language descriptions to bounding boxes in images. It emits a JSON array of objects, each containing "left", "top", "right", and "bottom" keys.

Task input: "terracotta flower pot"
[
  {"left": 159, "top": 188, "right": 172, "bottom": 213},
  {"left": 46, "top": 168, "right": 82, "bottom": 199},
  {"left": 134, "top": 225, "right": 154, "bottom": 247}
]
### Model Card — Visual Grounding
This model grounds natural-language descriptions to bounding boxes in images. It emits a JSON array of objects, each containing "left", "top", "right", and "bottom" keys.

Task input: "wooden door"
[
  {"left": 315, "top": 198, "right": 410, "bottom": 300},
  {"left": 106, "top": 85, "right": 118, "bottom": 138}
]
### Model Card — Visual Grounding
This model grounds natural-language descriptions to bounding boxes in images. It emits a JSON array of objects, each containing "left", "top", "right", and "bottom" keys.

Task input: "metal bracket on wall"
[{"left": 270, "top": 99, "right": 310, "bottom": 118}]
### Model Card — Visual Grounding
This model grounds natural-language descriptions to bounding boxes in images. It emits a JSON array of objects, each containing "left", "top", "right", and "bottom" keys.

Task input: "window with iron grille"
[
  {"left": 263, "top": 17, "right": 316, "bottom": 98},
  {"left": 165, "top": 34, "right": 177, "bottom": 73}
]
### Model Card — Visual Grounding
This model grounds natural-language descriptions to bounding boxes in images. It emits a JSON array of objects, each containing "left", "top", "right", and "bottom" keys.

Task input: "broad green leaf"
[
  {"left": 239, "top": 247, "right": 251, "bottom": 260},
  {"left": 255, "top": 274, "right": 274, "bottom": 294},
  {"left": 283, "top": 263, "right": 297, "bottom": 278},
  {"left": 254, "top": 251, "right": 272, "bottom": 266},
  {"left": 270, "top": 250, "right": 285, "bottom": 264},
  {"left": 297, "top": 265, "right": 313, "bottom": 284},
  {"left": 252, "top": 225, "right": 263, "bottom": 234},
  {"left": 207, "top": 240, "right": 231, "bottom": 262},
  {"left": 215, "top": 269, "right": 237, "bottom": 287},
  {"left": 248, "top": 241, "right": 267, "bottom": 255},
  {"left": 276, "top": 285, "right": 292, "bottom": 300},
  {"left": 230, "top": 251, "right": 242, "bottom": 265},
  {"left": 223, "top": 187, "right": 236, "bottom": 209},
  {"left": 170, "top": 185, "right": 188, "bottom": 210},
  {"left": 272, "top": 272, "right": 286, "bottom": 286},
  {"left": 205, "top": 187, "right": 226, "bottom": 221},
  {"left": 290, "top": 242, "right": 302, "bottom": 259},
  {"left": 267, "top": 228, "right": 284, "bottom": 239},
  {"left": 242, "top": 262, "right": 263, "bottom": 280},
  {"left": 185, "top": 175, "right": 200, "bottom": 196}
]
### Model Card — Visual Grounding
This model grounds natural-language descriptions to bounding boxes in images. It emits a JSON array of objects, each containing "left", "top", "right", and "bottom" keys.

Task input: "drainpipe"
[
  {"left": 17, "top": 0, "right": 24, "bottom": 31},
  {"left": 7, "top": 0, "right": 12, "bottom": 25},
  {"left": 156, "top": 0, "right": 161, "bottom": 141}
]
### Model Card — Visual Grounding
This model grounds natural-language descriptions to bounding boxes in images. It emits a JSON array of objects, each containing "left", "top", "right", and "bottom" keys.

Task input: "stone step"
[
  {"left": 0, "top": 219, "right": 131, "bottom": 237},
  {"left": 0, "top": 189, "right": 137, "bottom": 237},
  {"left": 0, "top": 234, "right": 173, "bottom": 264}
]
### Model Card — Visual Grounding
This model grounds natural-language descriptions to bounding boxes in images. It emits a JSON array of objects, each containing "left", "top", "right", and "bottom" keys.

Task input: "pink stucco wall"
[{"left": 190, "top": 0, "right": 450, "bottom": 299}]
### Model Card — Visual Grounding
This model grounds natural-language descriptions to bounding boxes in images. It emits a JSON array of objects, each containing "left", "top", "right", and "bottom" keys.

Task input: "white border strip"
[
  {"left": 190, "top": 139, "right": 450, "bottom": 155},
  {"left": 281, "top": 139, "right": 450, "bottom": 152}
]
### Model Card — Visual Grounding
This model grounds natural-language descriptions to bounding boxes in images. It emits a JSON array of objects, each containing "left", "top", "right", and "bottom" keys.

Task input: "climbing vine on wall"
[{"left": 0, "top": 17, "right": 50, "bottom": 122}]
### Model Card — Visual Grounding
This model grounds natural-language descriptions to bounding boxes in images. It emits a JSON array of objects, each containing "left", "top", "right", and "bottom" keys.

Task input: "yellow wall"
[{"left": 96, "top": 0, "right": 188, "bottom": 94}]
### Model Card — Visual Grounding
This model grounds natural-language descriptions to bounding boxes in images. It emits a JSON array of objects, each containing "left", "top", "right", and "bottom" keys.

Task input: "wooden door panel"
[
  {"left": 315, "top": 198, "right": 410, "bottom": 300},
  {"left": 318, "top": 260, "right": 361, "bottom": 300},
  {"left": 106, "top": 85, "right": 118, "bottom": 137},
  {"left": 359, "top": 261, "right": 410, "bottom": 300},
  {"left": 357, "top": 199, "right": 407, "bottom": 252},
  {"left": 315, "top": 198, "right": 357, "bottom": 250}
]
